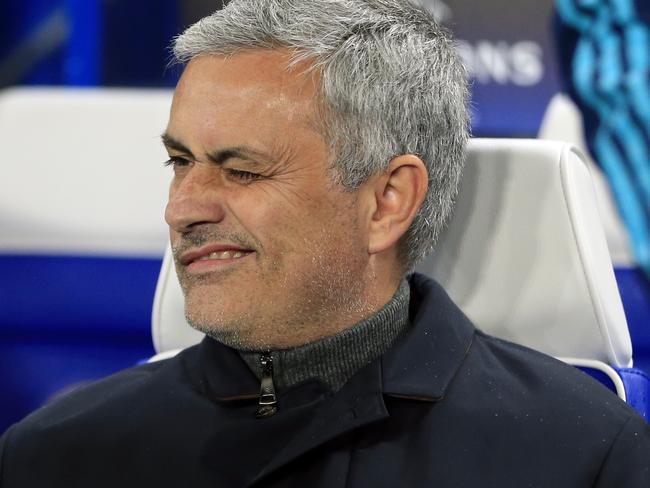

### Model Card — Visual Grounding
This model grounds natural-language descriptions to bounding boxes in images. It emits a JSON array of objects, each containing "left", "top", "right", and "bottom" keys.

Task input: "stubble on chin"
[
  {"left": 179, "top": 271, "right": 268, "bottom": 350},
  {"left": 180, "top": 247, "right": 374, "bottom": 351}
]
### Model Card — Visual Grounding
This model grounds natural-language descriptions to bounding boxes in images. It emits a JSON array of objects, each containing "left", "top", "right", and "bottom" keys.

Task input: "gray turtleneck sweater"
[{"left": 240, "top": 280, "right": 411, "bottom": 394}]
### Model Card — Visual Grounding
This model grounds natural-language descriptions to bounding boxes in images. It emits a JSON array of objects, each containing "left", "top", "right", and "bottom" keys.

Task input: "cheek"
[
  {"left": 295, "top": 202, "right": 364, "bottom": 264},
  {"left": 233, "top": 186, "right": 362, "bottom": 264},
  {"left": 233, "top": 194, "right": 305, "bottom": 245},
  {"left": 232, "top": 198, "right": 286, "bottom": 244}
]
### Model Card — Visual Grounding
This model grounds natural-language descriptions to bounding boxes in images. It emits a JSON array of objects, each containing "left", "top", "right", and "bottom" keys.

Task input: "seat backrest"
[
  {"left": 152, "top": 138, "right": 633, "bottom": 370},
  {"left": 419, "top": 138, "right": 631, "bottom": 367},
  {"left": 0, "top": 87, "right": 173, "bottom": 257}
]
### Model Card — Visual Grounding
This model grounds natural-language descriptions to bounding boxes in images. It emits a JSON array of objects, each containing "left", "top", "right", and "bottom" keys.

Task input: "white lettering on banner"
[{"left": 456, "top": 40, "right": 544, "bottom": 87}]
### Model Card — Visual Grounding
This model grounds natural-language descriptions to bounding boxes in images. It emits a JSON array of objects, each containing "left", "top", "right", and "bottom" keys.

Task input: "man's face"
[{"left": 164, "top": 51, "right": 375, "bottom": 350}]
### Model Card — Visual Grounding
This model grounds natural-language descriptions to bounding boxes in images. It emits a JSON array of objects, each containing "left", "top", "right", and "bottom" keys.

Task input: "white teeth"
[{"left": 197, "top": 250, "right": 247, "bottom": 261}]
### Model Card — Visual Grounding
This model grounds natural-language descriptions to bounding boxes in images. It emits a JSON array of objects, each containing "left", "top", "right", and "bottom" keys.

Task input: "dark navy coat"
[{"left": 1, "top": 274, "right": 649, "bottom": 487}]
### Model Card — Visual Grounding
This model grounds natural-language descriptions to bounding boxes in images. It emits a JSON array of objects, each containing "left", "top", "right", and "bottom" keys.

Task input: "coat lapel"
[{"left": 382, "top": 274, "right": 476, "bottom": 400}]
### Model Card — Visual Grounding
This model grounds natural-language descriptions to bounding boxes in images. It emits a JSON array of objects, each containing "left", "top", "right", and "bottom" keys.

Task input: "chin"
[{"left": 184, "top": 292, "right": 261, "bottom": 349}]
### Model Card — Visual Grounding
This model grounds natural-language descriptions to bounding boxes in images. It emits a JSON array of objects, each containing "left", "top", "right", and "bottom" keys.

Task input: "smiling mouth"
[
  {"left": 185, "top": 250, "right": 254, "bottom": 274},
  {"left": 196, "top": 250, "right": 250, "bottom": 261}
]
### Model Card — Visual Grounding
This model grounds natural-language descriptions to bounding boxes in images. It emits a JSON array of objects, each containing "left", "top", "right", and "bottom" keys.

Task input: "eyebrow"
[{"left": 160, "top": 133, "right": 276, "bottom": 166}]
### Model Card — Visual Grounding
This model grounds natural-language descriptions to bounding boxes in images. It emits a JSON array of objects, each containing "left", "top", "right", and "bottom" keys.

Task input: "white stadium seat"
[{"left": 0, "top": 87, "right": 173, "bottom": 257}]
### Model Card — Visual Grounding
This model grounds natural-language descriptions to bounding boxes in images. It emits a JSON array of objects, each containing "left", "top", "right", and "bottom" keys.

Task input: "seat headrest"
[
  {"left": 419, "top": 139, "right": 631, "bottom": 367},
  {"left": 0, "top": 87, "right": 173, "bottom": 256},
  {"left": 152, "top": 138, "right": 632, "bottom": 367}
]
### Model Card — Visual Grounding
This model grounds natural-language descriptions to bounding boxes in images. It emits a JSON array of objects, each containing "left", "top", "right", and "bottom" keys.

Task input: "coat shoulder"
[
  {"left": 457, "top": 329, "right": 646, "bottom": 441},
  {"left": 2, "top": 345, "right": 200, "bottom": 445}
]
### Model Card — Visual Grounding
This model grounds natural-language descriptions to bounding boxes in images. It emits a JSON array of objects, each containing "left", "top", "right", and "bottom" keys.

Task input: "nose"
[{"left": 165, "top": 164, "right": 226, "bottom": 233}]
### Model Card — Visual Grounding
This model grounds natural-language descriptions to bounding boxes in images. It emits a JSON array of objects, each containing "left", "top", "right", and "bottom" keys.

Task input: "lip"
[
  {"left": 185, "top": 252, "right": 253, "bottom": 274},
  {"left": 180, "top": 243, "right": 254, "bottom": 266}
]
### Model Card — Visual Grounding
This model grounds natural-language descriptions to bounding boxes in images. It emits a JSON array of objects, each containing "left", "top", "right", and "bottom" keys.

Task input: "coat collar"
[
  {"left": 380, "top": 273, "right": 476, "bottom": 401},
  {"left": 189, "top": 273, "right": 475, "bottom": 405},
  {"left": 185, "top": 273, "right": 476, "bottom": 486},
  {"left": 250, "top": 274, "right": 477, "bottom": 484},
  {"left": 194, "top": 334, "right": 260, "bottom": 402}
]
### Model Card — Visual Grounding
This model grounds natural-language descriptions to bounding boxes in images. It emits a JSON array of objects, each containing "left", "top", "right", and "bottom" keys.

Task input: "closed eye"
[
  {"left": 163, "top": 156, "right": 192, "bottom": 168},
  {"left": 225, "top": 168, "right": 263, "bottom": 182},
  {"left": 163, "top": 156, "right": 263, "bottom": 182}
]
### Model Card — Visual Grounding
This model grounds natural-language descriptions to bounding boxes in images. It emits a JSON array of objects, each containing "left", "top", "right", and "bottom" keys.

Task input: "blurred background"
[
  {"left": 0, "top": 0, "right": 562, "bottom": 134},
  {"left": 1, "top": 0, "right": 648, "bottom": 432}
]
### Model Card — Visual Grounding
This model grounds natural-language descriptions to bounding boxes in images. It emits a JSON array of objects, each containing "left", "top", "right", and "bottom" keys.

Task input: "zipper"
[{"left": 255, "top": 352, "right": 278, "bottom": 418}]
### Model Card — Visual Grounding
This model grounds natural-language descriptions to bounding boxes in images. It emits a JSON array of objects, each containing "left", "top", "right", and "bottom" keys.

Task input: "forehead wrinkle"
[
  {"left": 196, "top": 51, "right": 329, "bottom": 158},
  {"left": 198, "top": 89, "right": 321, "bottom": 166},
  {"left": 173, "top": 50, "right": 333, "bottom": 172}
]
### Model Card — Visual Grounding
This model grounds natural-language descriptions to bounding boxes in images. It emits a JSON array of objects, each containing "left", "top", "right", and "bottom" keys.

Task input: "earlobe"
[{"left": 367, "top": 155, "right": 428, "bottom": 255}]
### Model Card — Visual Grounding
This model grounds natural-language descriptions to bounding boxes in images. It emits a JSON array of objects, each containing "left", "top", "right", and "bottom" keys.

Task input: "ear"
[{"left": 367, "top": 154, "right": 428, "bottom": 255}]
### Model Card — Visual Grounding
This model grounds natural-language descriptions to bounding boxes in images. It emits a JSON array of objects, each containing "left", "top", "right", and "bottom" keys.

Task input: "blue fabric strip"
[
  {"left": 579, "top": 366, "right": 649, "bottom": 420},
  {"left": 0, "top": 255, "right": 162, "bottom": 339},
  {"left": 616, "top": 367, "right": 650, "bottom": 420}
]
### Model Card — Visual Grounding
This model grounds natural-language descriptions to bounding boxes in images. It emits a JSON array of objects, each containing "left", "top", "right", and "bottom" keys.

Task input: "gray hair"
[{"left": 173, "top": 0, "right": 469, "bottom": 269}]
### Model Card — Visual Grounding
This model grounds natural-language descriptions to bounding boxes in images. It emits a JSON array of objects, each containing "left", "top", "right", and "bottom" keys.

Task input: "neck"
[{"left": 264, "top": 272, "right": 402, "bottom": 349}]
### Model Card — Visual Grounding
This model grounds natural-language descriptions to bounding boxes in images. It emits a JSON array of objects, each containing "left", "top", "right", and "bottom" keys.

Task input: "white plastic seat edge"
[
  {"left": 148, "top": 349, "right": 182, "bottom": 363},
  {"left": 557, "top": 356, "right": 627, "bottom": 402},
  {"left": 559, "top": 145, "right": 632, "bottom": 368}
]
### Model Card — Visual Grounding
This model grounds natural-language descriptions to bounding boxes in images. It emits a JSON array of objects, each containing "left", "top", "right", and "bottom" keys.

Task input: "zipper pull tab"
[{"left": 256, "top": 352, "right": 278, "bottom": 418}]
